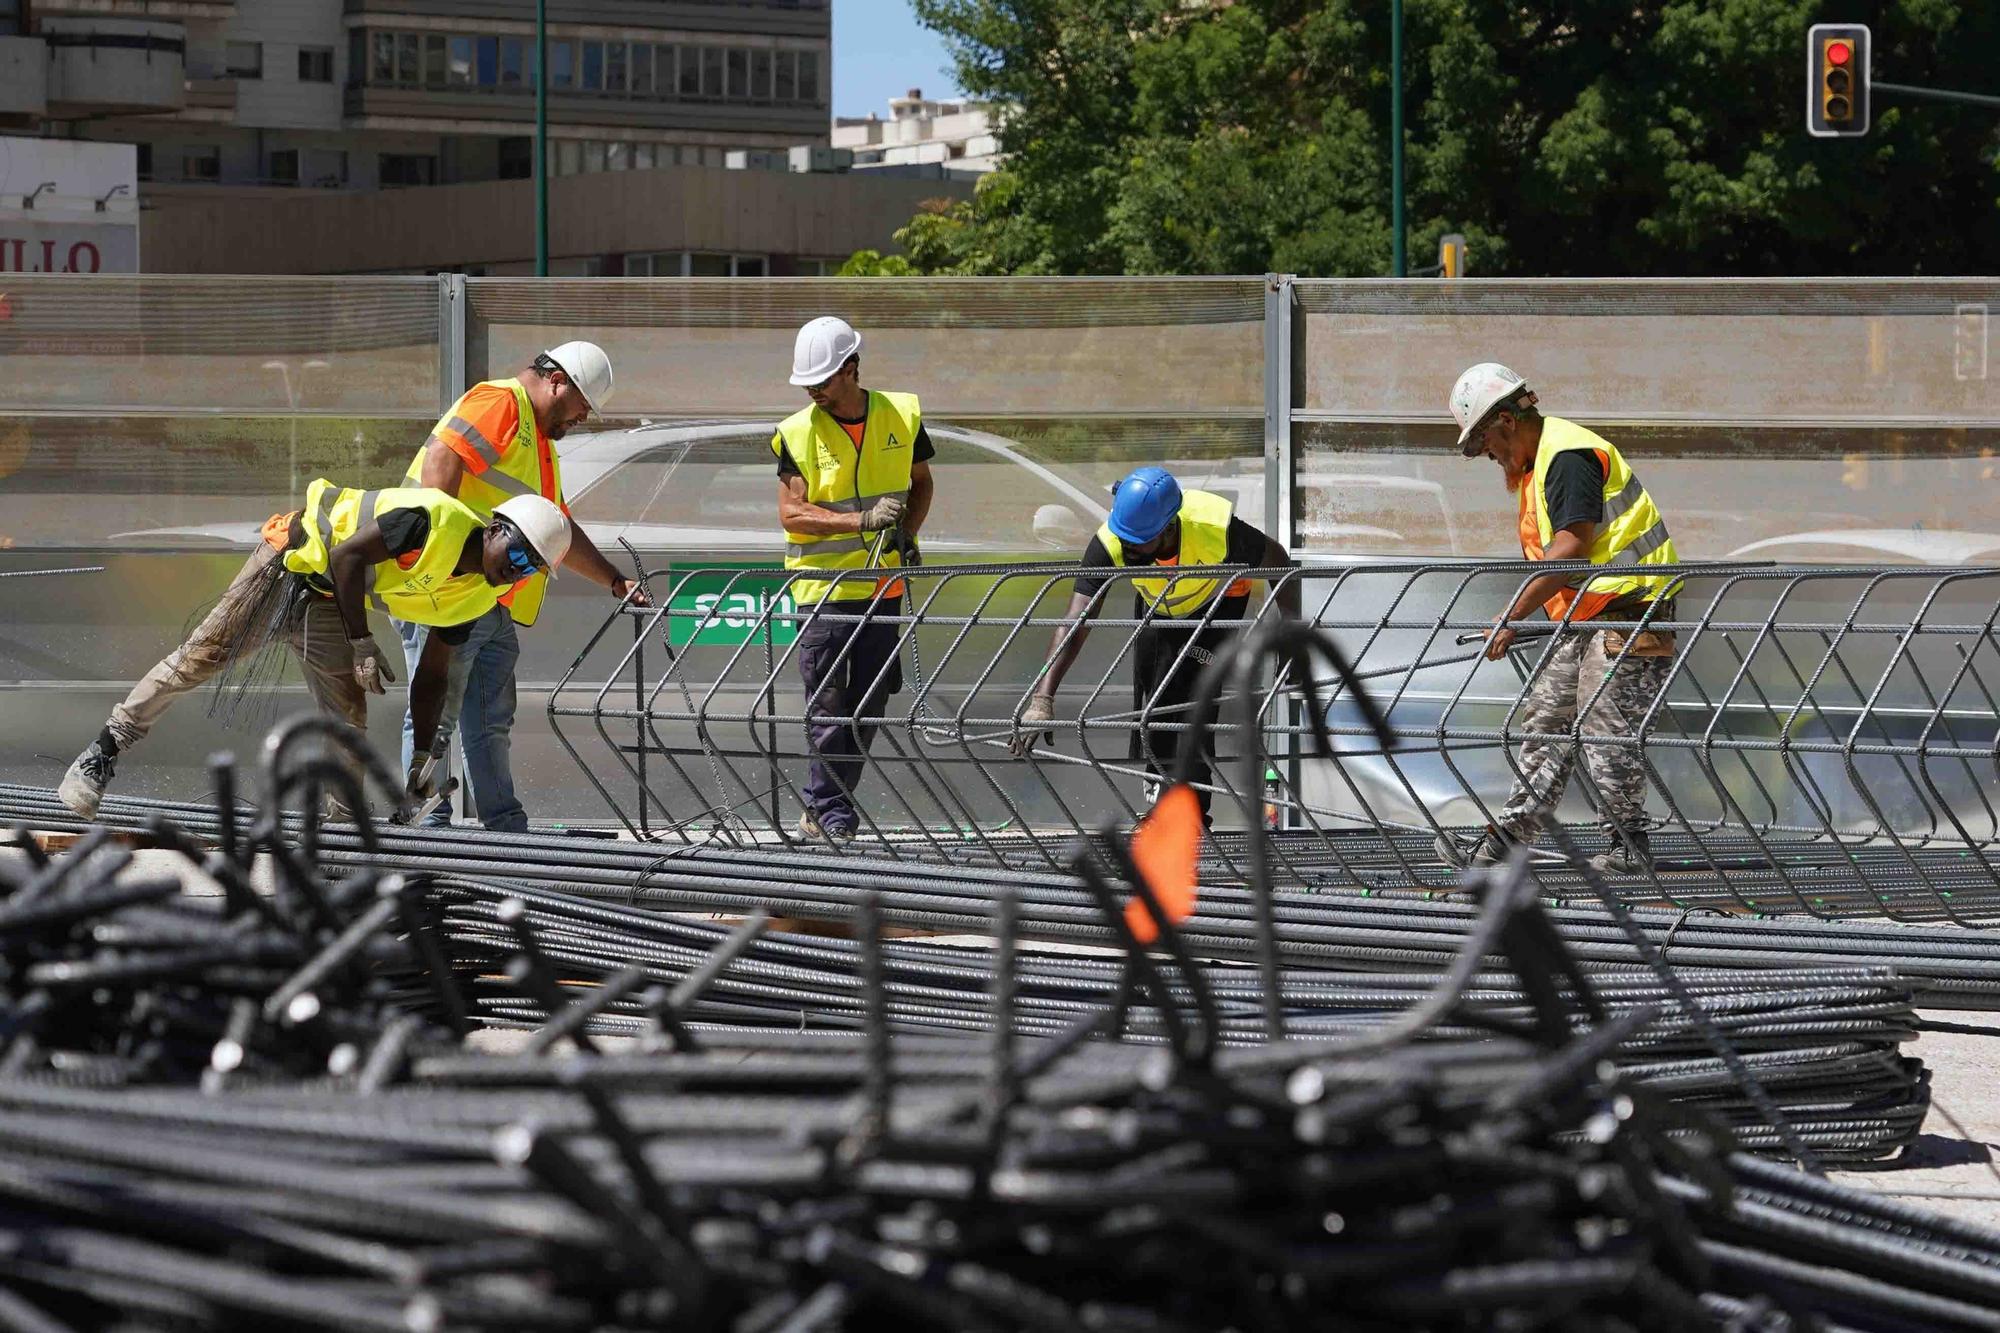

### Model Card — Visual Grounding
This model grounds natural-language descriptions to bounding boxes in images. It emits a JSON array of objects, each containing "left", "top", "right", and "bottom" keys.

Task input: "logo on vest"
[{"left": 883, "top": 432, "right": 904, "bottom": 451}]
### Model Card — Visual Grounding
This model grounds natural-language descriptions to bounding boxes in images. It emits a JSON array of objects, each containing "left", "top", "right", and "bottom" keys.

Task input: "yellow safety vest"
[
  {"left": 1520, "top": 416, "right": 1678, "bottom": 622},
  {"left": 284, "top": 479, "right": 499, "bottom": 628},
  {"left": 773, "top": 389, "right": 921, "bottom": 605},
  {"left": 1094, "top": 489, "right": 1252, "bottom": 618},
  {"left": 403, "top": 377, "right": 563, "bottom": 627}
]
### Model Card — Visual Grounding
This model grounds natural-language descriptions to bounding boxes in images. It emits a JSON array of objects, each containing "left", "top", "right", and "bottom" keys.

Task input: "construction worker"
[
  {"left": 775, "top": 315, "right": 934, "bottom": 842},
  {"left": 1010, "top": 467, "right": 1299, "bottom": 822},
  {"left": 397, "top": 341, "right": 648, "bottom": 832},
  {"left": 1436, "top": 363, "right": 1679, "bottom": 875},
  {"left": 57, "top": 480, "right": 569, "bottom": 819}
]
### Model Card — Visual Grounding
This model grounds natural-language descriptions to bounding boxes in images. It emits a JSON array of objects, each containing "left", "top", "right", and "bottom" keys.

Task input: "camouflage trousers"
[{"left": 1496, "top": 627, "right": 1672, "bottom": 840}]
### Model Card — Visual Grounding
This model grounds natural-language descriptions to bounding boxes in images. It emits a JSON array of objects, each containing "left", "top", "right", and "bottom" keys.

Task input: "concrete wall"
[
  {"left": 228, "top": 0, "right": 346, "bottom": 130},
  {"left": 141, "top": 164, "right": 971, "bottom": 272},
  {"left": 0, "top": 35, "right": 47, "bottom": 116}
]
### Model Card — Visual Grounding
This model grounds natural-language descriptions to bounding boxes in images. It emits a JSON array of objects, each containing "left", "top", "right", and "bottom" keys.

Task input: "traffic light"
[
  {"left": 1437, "top": 233, "right": 1467, "bottom": 279},
  {"left": 1806, "top": 24, "right": 1870, "bottom": 137}
]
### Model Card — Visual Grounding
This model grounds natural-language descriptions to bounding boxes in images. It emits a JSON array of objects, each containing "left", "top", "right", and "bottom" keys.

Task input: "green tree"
[{"left": 893, "top": 0, "right": 2000, "bottom": 275}]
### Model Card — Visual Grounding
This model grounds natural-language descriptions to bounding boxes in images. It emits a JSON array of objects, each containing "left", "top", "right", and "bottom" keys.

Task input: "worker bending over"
[
  {"left": 398, "top": 340, "right": 647, "bottom": 832},
  {"left": 1011, "top": 467, "right": 1298, "bottom": 822},
  {"left": 58, "top": 480, "right": 569, "bottom": 820},
  {"left": 775, "top": 315, "right": 936, "bottom": 843},
  {"left": 1437, "top": 363, "right": 1679, "bottom": 875}
]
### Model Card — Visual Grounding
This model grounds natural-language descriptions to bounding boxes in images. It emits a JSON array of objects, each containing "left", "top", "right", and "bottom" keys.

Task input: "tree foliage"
[{"left": 866, "top": 0, "right": 2000, "bottom": 275}]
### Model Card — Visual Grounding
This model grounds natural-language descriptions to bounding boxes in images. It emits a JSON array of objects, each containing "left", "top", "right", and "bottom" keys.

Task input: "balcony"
[
  {"left": 33, "top": 0, "right": 233, "bottom": 17},
  {"left": 344, "top": 81, "right": 825, "bottom": 139},
  {"left": 43, "top": 18, "right": 185, "bottom": 116},
  {"left": 183, "top": 75, "right": 237, "bottom": 114},
  {"left": 341, "top": 0, "right": 825, "bottom": 39},
  {"left": 0, "top": 37, "right": 48, "bottom": 117}
]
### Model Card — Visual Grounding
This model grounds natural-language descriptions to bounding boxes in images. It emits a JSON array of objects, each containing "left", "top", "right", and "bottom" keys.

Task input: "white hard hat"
[
  {"left": 542, "top": 340, "right": 613, "bottom": 413},
  {"left": 1449, "top": 362, "right": 1528, "bottom": 454},
  {"left": 789, "top": 315, "right": 863, "bottom": 387},
  {"left": 494, "top": 494, "right": 571, "bottom": 578}
]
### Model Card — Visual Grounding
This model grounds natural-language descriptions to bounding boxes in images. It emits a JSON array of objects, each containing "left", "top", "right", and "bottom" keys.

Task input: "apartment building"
[
  {"left": 12, "top": 0, "right": 830, "bottom": 192},
  {"left": 833, "top": 87, "right": 1000, "bottom": 177}
]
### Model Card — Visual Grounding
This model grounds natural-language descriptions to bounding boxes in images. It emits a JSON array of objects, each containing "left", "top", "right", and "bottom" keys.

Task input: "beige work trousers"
[{"left": 106, "top": 542, "right": 365, "bottom": 751}]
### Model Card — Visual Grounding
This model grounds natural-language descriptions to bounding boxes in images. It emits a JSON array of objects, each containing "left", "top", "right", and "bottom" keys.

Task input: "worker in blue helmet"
[{"left": 1010, "top": 467, "right": 1299, "bottom": 822}]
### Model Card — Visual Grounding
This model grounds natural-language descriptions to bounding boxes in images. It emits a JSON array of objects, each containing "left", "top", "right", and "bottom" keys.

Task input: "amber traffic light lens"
[{"left": 1826, "top": 68, "right": 1851, "bottom": 95}]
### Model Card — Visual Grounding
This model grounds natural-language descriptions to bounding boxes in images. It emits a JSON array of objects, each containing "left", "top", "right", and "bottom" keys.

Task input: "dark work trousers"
[
  {"left": 797, "top": 596, "right": 904, "bottom": 834},
  {"left": 1130, "top": 594, "right": 1247, "bottom": 823}
]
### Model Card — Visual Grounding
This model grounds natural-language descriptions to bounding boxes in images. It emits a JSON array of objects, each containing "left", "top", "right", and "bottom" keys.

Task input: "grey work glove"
[
  {"left": 1010, "top": 695, "right": 1056, "bottom": 759},
  {"left": 858, "top": 494, "right": 907, "bottom": 533},
  {"left": 350, "top": 635, "right": 395, "bottom": 695}
]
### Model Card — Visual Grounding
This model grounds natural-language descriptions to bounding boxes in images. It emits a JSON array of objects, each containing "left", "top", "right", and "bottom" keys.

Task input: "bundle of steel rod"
[
  {"left": 4, "top": 785, "right": 1999, "bottom": 1332},
  {"left": 424, "top": 879, "right": 1930, "bottom": 1165},
  {"left": 548, "top": 558, "right": 2000, "bottom": 924},
  {"left": 11, "top": 781, "right": 2000, "bottom": 1009}
]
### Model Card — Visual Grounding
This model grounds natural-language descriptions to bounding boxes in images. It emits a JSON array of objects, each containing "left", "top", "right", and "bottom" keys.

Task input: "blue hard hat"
[{"left": 1107, "top": 467, "right": 1183, "bottom": 545}]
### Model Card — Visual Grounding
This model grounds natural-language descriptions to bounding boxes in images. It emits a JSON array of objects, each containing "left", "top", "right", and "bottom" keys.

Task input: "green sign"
[{"left": 667, "top": 567, "right": 799, "bottom": 648}]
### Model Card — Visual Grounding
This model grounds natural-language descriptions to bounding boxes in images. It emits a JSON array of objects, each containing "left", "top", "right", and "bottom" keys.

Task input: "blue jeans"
[
  {"left": 797, "top": 599, "right": 902, "bottom": 834},
  {"left": 394, "top": 605, "right": 527, "bottom": 832}
]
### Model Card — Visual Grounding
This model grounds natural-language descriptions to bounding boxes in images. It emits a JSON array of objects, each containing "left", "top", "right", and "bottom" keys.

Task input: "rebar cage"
[{"left": 549, "top": 558, "right": 2000, "bottom": 925}]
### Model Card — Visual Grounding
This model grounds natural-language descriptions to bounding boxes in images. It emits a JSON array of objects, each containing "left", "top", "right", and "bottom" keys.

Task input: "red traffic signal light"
[{"left": 1807, "top": 24, "right": 1870, "bottom": 138}]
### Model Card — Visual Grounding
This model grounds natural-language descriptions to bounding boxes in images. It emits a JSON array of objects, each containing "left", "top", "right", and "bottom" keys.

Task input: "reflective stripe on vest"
[
  {"left": 405, "top": 377, "right": 562, "bottom": 626},
  {"left": 774, "top": 389, "right": 921, "bottom": 605},
  {"left": 282, "top": 479, "right": 498, "bottom": 627},
  {"left": 1518, "top": 416, "right": 1679, "bottom": 623},
  {"left": 1094, "top": 489, "right": 1250, "bottom": 618}
]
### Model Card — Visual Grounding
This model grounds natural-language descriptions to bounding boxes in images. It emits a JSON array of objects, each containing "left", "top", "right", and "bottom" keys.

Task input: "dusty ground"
[{"left": 7, "top": 842, "right": 1998, "bottom": 1230}]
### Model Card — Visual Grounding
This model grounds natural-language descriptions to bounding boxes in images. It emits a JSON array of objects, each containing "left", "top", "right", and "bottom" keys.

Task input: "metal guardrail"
[{"left": 549, "top": 559, "right": 2000, "bottom": 925}]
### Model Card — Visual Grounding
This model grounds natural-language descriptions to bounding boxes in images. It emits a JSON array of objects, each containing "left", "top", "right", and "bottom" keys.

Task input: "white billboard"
[{"left": 0, "top": 137, "right": 139, "bottom": 272}]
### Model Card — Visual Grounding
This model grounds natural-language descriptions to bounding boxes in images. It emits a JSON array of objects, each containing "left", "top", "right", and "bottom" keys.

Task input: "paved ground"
[{"left": 8, "top": 842, "right": 1999, "bottom": 1229}]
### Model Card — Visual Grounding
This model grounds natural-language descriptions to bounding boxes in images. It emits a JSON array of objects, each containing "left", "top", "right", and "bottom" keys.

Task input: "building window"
[
  {"left": 606, "top": 141, "right": 631, "bottom": 171},
  {"left": 633, "top": 142, "right": 654, "bottom": 169},
  {"left": 631, "top": 44, "right": 652, "bottom": 96},
  {"left": 679, "top": 47, "right": 701, "bottom": 98},
  {"left": 500, "top": 38, "right": 523, "bottom": 88},
  {"left": 555, "top": 140, "right": 581, "bottom": 175},
  {"left": 447, "top": 35, "right": 472, "bottom": 86},
  {"left": 734, "top": 256, "right": 767, "bottom": 277},
  {"left": 182, "top": 146, "right": 221, "bottom": 181},
  {"left": 550, "top": 40, "right": 574, "bottom": 90},
  {"left": 750, "top": 49, "right": 772, "bottom": 100},
  {"left": 584, "top": 140, "right": 606, "bottom": 172},
  {"left": 775, "top": 50, "right": 796, "bottom": 102},
  {"left": 726, "top": 48, "right": 747, "bottom": 99},
  {"left": 269, "top": 149, "right": 299, "bottom": 186},
  {"left": 225, "top": 40, "right": 262, "bottom": 78},
  {"left": 370, "top": 32, "right": 393, "bottom": 82},
  {"left": 701, "top": 47, "right": 723, "bottom": 98},
  {"left": 475, "top": 35, "right": 497, "bottom": 86},
  {"left": 135, "top": 143, "right": 153, "bottom": 179},
  {"left": 581, "top": 40, "right": 603, "bottom": 91},
  {"left": 397, "top": 33, "right": 419, "bottom": 85},
  {"left": 380, "top": 153, "right": 437, "bottom": 187},
  {"left": 606, "top": 41, "right": 628, "bottom": 94},
  {"left": 312, "top": 150, "right": 349, "bottom": 187},
  {"left": 422, "top": 33, "right": 444, "bottom": 86},
  {"left": 298, "top": 46, "right": 333, "bottom": 82},
  {"left": 798, "top": 50, "right": 819, "bottom": 103},
  {"left": 499, "top": 137, "right": 533, "bottom": 179}
]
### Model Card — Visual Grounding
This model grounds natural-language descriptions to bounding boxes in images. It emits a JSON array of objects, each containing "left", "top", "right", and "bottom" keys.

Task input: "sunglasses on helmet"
[{"left": 496, "top": 517, "right": 549, "bottom": 579}]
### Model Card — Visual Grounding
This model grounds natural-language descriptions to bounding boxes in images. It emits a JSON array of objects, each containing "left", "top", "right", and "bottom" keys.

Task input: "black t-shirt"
[
  {"left": 774, "top": 411, "right": 935, "bottom": 477},
  {"left": 1542, "top": 451, "right": 1605, "bottom": 532},
  {"left": 1073, "top": 516, "right": 1270, "bottom": 599}
]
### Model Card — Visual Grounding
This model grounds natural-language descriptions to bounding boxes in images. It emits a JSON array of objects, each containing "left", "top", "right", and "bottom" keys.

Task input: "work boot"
[
  {"left": 1589, "top": 829, "right": 1654, "bottom": 876},
  {"left": 1433, "top": 824, "right": 1516, "bottom": 870},
  {"left": 797, "top": 810, "right": 855, "bottom": 845},
  {"left": 58, "top": 729, "right": 119, "bottom": 820}
]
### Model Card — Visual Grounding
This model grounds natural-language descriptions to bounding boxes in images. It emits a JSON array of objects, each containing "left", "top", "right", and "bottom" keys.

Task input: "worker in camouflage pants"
[
  {"left": 1490, "top": 626, "right": 1674, "bottom": 865},
  {"left": 1437, "top": 363, "right": 1681, "bottom": 875}
]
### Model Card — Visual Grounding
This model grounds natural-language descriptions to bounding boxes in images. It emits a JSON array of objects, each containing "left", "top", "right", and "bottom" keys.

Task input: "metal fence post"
[
  {"left": 438, "top": 273, "right": 468, "bottom": 412},
  {"left": 1263, "top": 276, "right": 1301, "bottom": 830},
  {"left": 435, "top": 273, "right": 471, "bottom": 819},
  {"left": 1262, "top": 274, "right": 1296, "bottom": 545}
]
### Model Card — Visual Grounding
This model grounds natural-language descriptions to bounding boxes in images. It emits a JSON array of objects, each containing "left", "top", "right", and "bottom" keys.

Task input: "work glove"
[
  {"left": 858, "top": 494, "right": 907, "bottom": 533},
  {"left": 1010, "top": 695, "right": 1056, "bottom": 760},
  {"left": 896, "top": 532, "right": 923, "bottom": 568},
  {"left": 350, "top": 635, "right": 395, "bottom": 695},
  {"left": 392, "top": 751, "right": 450, "bottom": 826}
]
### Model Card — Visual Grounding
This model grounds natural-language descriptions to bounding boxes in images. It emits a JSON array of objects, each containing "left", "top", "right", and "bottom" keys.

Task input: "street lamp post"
[
  {"left": 1390, "top": 0, "right": 1406, "bottom": 278},
  {"left": 262, "top": 359, "right": 332, "bottom": 498}
]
